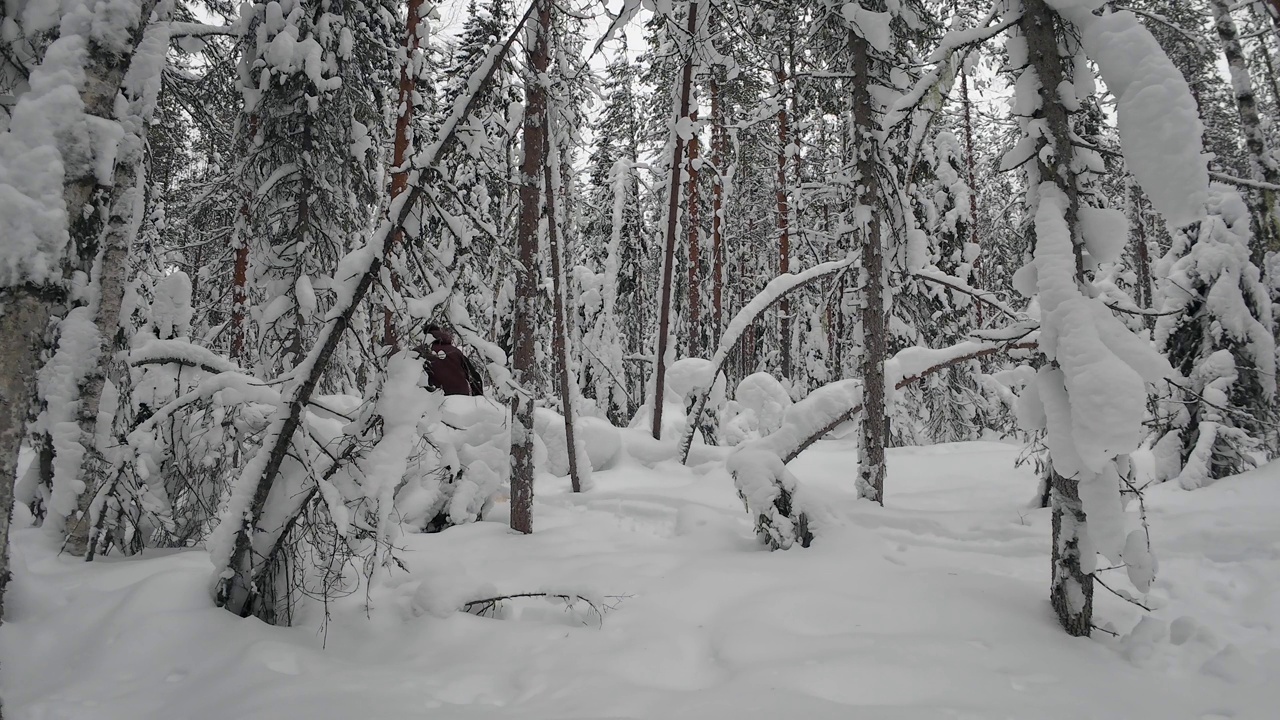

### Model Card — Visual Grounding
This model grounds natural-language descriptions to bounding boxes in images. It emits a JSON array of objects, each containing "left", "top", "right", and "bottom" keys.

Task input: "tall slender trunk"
[
  {"left": 960, "top": 68, "right": 982, "bottom": 327},
  {"left": 710, "top": 75, "right": 725, "bottom": 348},
  {"left": 1128, "top": 180, "right": 1154, "bottom": 325},
  {"left": 510, "top": 0, "right": 552, "bottom": 532},
  {"left": 849, "top": 28, "right": 886, "bottom": 506},
  {"left": 383, "top": 0, "right": 426, "bottom": 350},
  {"left": 651, "top": 0, "right": 698, "bottom": 440},
  {"left": 687, "top": 108, "right": 701, "bottom": 358},
  {"left": 230, "top": 112, "right": 257, "bottom": 362},
  {"left": 1210, "top": 0, "right": 1280, "bottom": 257},
  {"left": 774, "top": 60, "right": 792, "bottom": 379},
  {"left": 545, "top": 131, "right": 585, "bottom": 493},
  {"left": 1025, "top": 0, "right": 1093, "bottom": 637}
]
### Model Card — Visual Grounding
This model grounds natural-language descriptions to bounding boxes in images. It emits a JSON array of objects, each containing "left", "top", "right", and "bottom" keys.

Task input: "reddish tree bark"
[
  {"left": 509, "top": 0, "right": 552, "bottom": 533},
  {"left": 230, "top": 112, "right": 259, "bottom": 362},
  {"left": 710, "top": 75, "right": 725, "bottom": 348},
  {"left": 687, "top": 108, "right": 701, "bottom": 359},
  {"left": 651, "top": 0, "right": 698, "bottom": 440},
  {"left": 383, "top": 0, "right": 425, "bottom": 351}
]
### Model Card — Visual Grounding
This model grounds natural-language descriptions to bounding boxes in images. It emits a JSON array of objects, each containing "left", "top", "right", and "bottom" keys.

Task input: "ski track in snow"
[{"left": 2, "top": 439, "right": 1278, "bottom": 719}]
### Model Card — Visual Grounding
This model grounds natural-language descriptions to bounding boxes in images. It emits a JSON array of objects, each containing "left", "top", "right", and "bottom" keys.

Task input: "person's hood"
[{"left": 429, "top": 328, "right": 454, "bottom": 345}]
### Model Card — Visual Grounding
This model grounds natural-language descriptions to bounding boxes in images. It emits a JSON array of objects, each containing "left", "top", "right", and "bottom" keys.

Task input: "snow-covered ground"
[{"left": 3, "top": 438, "right": 1277, "bottom": 719}]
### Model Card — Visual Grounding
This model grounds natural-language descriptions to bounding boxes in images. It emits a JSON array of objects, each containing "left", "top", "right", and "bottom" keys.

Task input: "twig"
[
  {"left": 1093, "top": 574, "right": 1153, "bottom": 612},
  {"left": 461, "top": 592, "right": 628, "bottom": 628}
]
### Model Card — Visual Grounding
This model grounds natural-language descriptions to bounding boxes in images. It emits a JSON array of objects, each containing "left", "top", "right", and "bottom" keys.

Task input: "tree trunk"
[
  {"left": 384, "top": 0, "right": 425, "bottom": 350},
  {"left": 545, "top": 131, "right": 586, "bottom": 493},
  {"left": 66, "top": 17, "right": 173, "bottom": 558},
  {"left": 1025, "top": 0, "right": 1093, "bottom": 637},
  {"left": 774, "top": 60, "right": 792, "bottom": 380},
  {"left": 687, "top": 108, "right": 701, "bottom": 359},
  {"left": 710, "top": 74, "right": 725, "bottom": 348},
  {"left": 509, "top": 0, "right": 552, "bottom": 532},
  {"left": 651, "top": 0, "right": 698, "bottom": 440},
  {"left": 849, "top": 29, "right": 886, "bottom": 505},
  {"left": 1049, "top": 470, "right": 1093, "bottom": 636},
  {"left": 960, "top": 67, "right": 982, "bottom": 327},
  {"left": 1210, "top": 0, "right": 1280, "bottom": 257}
]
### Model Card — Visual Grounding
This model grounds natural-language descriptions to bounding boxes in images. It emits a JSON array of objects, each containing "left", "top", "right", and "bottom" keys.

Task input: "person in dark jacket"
[{"left": 414, "top": 323, "right": 484, "bottom": 396}]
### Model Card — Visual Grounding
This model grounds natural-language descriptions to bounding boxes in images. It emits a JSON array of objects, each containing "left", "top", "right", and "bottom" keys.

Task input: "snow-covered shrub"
[
  {"left": 395, "top": 395, "right": 510, "bottom": 532},
  {"left": 1152, "top": 187, "right": 1275, "bottom": 488},
  {"left": 534, "top": 408, "right": 621, "bottom": 476},
  {"left": 722, "top": 372, "right": 791, "bottom": 446}
]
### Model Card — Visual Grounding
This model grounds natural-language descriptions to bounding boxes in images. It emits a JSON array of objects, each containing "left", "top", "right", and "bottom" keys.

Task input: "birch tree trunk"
[
  {"left": 1210, "top": 0, "right": 1280, "bottom": 257},
  {"left": 1024, "top": 0, "right": 1094, "bottom": 637},
  {"left": 510, "top": 0, "right": 552, "bottom": 532},
  {"left": 66, "top": 16, "right": 172, "bottom": 559}
]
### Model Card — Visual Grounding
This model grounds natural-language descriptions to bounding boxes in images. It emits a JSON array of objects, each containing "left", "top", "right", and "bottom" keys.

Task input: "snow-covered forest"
[{"left": 1, "top": 0, "right": 1280, "bottom": 716}]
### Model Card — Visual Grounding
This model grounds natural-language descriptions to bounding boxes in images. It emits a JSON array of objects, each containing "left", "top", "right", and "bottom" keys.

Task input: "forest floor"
[{"left": 3, "top": 437, "right": 1278, "bottom": 719}]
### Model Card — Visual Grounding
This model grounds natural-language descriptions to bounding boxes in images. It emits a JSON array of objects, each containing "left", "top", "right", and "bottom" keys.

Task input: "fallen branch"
[{"left": 461, "top": 592, "right": 629, "bottom": 628}]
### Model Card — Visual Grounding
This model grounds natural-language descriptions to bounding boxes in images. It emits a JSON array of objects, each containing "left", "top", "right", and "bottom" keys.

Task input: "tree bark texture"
[
  {"left": 545, "top": 135, "right": 585, "bottom": 493},
  {"left": 67, "top": 17, "right": 172, "bottom": 558},
  {"left": 710, "top": 74, "right": 725, "bottom": 348},
  {"left": 849, "top": 29, "right": 886, "bottom": 506},
  {"left": 687, "top": 108, "right": 701, "bottom": 359},
  {"left": 1025, "top": 0, "right": 1093, "bottom": 637},
  {"left": 960, "top": 68, "right": 982, "bottom": 327},
  {"left": 774, "top": 61, "right": 792, "bottom": 381},
  {"left": 383, "top": 0, "right": 425, "bottom": 350},
  {"left": 651, "top": 0, "right": 698, "bottom": 440},
  {"left": 509, "top": 0, "right": 552, "bottom": 532}
]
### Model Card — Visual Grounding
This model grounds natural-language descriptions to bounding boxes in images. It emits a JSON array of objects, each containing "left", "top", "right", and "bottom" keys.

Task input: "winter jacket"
[{"left": 414, "top": 331, "right": 484, "bottom": 396}]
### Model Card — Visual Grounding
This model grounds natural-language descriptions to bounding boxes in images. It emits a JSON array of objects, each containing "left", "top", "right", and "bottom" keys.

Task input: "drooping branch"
[{"left": 677, "top": 257, "right": 857, "bottom": 464}]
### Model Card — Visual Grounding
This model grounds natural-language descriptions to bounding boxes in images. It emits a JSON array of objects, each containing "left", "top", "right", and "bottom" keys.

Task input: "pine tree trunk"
[
  {"left": 651, "top": 0, "right": 698, "bottom": 440},
  {"left": 510, "top": 0, "right": 552, "bottom": 531},
  {"left": 849, "top": 29, "right": 886, "bottom": 505},
  {"left": 230, "top": 113, "right": 257, "bottom": 363},
  {"left": 383, "top": 0, "right": 426, "bottom": 350},
  {"left": 1210, "top": 0, "right": 1280, "bottom": 257},
  {"left": 687, "top": 109, "right": 701, "bottom": 359},
  {"left": 710, "top": 75, "right": 725, "bottom": 348},
  {"left": 774, "top": 61, "right": 792, "bottom": 380}
]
